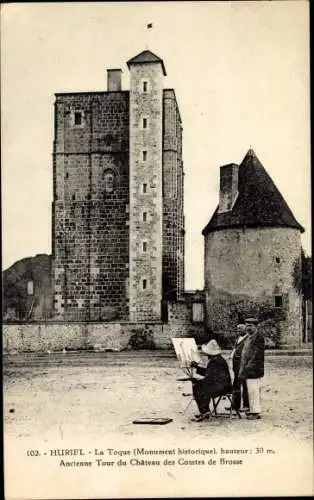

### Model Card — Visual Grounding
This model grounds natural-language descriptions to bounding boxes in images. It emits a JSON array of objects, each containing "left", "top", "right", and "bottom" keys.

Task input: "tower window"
[
  {"left": 142, "top": 118, "right": 148, "bottom": 129},
  {"left": 104, "top": 169, "right": 115, "bottom": 194},
  {"left": 143, "top": 81, "right": 148, "bottom": 92},
  {"left": 27, "top": 280, "right": 34, "bottom": 296},
  {"left": 142, "top": 279, "right": 147, "bottom": 290},
  {"left": 143, "top": 212, "right": 147, "bottom": 222},
  {"left": 142, "top": 183, "right": 147, "bottom": 194},
  {"left": 142, "top": 241, "right": 147, "bottom": 252},
  {"left": 275, "top": 295, "right": 283, "bottom": 308},
  {"left": 142, "top": 150, "right": 147, "bottom": 161},
  {"left": 104, "top": 134, "right": 113, "bottom": 146},
  {"left": 74, "top": 112, "right": 82, "bottom": 126}
]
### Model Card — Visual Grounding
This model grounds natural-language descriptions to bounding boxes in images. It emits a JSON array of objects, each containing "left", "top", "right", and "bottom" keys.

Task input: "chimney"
[
  {"left": 107, "top": 69, "right": 122, "bottom": 91},
  {"left": 218, "top": 163, "right": 239, "bottom": 213}
]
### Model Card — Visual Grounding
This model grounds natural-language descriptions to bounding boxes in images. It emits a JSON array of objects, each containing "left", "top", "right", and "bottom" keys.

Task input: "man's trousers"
[
  {"left": 232, "top": 376, "right": 249, "bottom": 410},
  {"left": 246, "top": 377, "right": 262, "bottom": 414}
]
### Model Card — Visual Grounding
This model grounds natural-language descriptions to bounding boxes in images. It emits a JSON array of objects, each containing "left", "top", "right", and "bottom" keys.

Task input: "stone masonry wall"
[
  {"left": 3, "top": 321, "right": 202, "bottom": 353},
  {"left": 168, "top": 301, "right": 192, "bottom": 323},
  {"left": 162, "top": 90, "right": 185, "bottom": 300},
  {"left": 204, "top": 227, "right": 302, "bottom": 347},
  {"left": 129, "top": 62, "right": 163, "bottom": 321},
  {"left": 52, "top": 92, "right": 129, "bottom": 321}
]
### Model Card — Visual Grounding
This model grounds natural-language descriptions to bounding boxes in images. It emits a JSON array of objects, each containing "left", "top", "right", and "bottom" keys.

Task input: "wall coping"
[{"left": 2, "top": 320, "right": 165, "bottom": 326}]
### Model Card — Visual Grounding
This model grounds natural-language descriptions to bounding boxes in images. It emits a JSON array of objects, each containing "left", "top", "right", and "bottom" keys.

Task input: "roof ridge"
[{"left": 127, "top": 50, "right": 167, "bottom": 76}]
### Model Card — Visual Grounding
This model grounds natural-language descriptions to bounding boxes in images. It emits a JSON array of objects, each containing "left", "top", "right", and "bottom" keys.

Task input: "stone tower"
[
  {"left": 52, "top": 86, "right": 130, "bottom": 321},
  {"left": 52, "top": 50, "right": 184, "bottom": 322},
  {"left": 202, "top": 149, "right": 304, "bottom": 347},
  {"left": 162, "top": 89, "right": 185, "bottom": 303},
  {"left": 127, "top": 51, "right": 165, "bottom": 322}
]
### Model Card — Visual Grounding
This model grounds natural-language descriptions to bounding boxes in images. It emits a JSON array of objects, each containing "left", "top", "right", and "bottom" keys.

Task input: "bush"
[{"left": 128, "top": 327, "right": 156, "bottom": 350}]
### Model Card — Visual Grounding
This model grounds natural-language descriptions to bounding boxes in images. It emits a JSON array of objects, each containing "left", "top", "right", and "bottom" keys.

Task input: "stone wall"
[
  {"left": 52, "top": 92, "right": 129, "bottom": 321},
  {"left": 166, "top": 299, "right": 205, "bottom": 343},
  {"left": 204, "top": 226, "right": 303, "bottom": 347},
  {"left": 162, "top": 90, "right": 185, "bottom": 300},
  {"left": 168, "top": 301, "right": 192, "bottom": 323},
  {"left": 2, "top": 320, "right": 203, "bottom": 353}
]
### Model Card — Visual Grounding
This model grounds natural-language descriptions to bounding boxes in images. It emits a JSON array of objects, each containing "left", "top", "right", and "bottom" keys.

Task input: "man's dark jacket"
[
  {"left": 195, "top": 354, "right": 232, "bottom": 395},
  {"left": 232, "top": 335, "right": 248, "bottom": 375},
  {"left": 238, "top": 332, "right": 265, "bottom": 379}
]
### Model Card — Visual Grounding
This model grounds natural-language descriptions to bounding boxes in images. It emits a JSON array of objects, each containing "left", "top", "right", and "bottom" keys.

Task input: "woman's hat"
[{"left": 201, "top": 339, "right": 221, "bottom": 356}]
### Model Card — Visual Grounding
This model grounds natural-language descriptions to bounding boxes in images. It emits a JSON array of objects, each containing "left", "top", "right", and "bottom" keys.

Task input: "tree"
[{"left": 302, "top": 248, "right": 312, "bottom": 300}]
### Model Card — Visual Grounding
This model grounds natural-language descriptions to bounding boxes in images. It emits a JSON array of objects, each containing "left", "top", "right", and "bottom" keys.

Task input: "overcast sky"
[{"left": 1, "top": 1, "right": 310, "bottom": 289}]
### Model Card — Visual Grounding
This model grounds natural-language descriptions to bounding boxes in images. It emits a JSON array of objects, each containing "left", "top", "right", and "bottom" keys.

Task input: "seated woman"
[{"left": 190, "top": 339, "right": 232, "bottom": 421}]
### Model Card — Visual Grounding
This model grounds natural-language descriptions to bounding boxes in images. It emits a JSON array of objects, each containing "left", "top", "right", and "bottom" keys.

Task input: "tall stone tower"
[
  {"left": 127, "top": 51, "right": 165, "bottom": 321},
  {"left": 51, "top": 50, "right": 185, "bottom": 322},
  {"left": 52, "top": 86, "right": 130, "bottom": 321},
  {"left": 162, "top": 89, "right": 185, "bottom": 302}
]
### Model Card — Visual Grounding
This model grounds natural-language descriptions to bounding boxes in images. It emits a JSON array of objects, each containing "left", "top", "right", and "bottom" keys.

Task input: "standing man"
[
  {"left": 238, "top": 318, "right": 265, "bottom": 420},
  {"left": 230, "top": 324, "right": 249, "bottom": 412}
]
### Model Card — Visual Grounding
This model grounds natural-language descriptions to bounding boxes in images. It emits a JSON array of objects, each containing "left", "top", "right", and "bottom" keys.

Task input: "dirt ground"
[
  {"left": 3, "top": 351, "right": 313, "bottom": 498},
  {"left": 3, "top": 351, "right": 313, "bottom": 443}
]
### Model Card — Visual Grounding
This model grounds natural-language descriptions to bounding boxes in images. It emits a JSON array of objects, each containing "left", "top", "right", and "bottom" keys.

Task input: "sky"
[{"left": 1, "top": 1, "right": 311, "bottom": 290}]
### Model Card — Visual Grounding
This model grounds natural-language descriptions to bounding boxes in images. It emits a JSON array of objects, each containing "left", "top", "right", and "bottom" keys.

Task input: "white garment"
[
  {"left": 237, "top": 333, "right": 248, "bottom": 344},
  {"left": 246, "top": 378, "right": 262, "bottom": 414}
]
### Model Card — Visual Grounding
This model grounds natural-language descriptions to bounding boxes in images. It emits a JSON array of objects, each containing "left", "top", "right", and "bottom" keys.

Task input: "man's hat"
[
  {"left": 201, "top": 339, "right": 221, "bottom": 356},
  {"left": 244, "top": 317, "right": 259, "bottom": 324}
]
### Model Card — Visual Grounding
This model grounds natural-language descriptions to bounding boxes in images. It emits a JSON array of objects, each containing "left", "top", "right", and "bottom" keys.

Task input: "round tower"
[{"left": 202, "top": 149, "right": 304, "bottom": 348}]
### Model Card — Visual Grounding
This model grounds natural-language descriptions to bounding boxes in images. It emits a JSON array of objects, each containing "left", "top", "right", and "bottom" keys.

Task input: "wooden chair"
[
  {"left": 210, "top": 393, "right": 242, "bottom": 418},
  {"left": 182, "top": 391, "right": 242, "bottom": 419}
]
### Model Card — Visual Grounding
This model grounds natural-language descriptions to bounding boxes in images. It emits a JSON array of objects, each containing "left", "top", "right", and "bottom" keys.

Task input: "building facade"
[
  {"left": 52, "top": 50, "right": 184, "bottom": 322},
  {"left": 202, "top": 149, "right": 304, "bottom": 347}
]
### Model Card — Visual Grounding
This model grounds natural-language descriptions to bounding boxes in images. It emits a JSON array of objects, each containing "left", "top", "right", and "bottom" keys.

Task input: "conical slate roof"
[
  {"left": 127, "top": 50, "right": 167, "bottom": 75},
  {"left": 202, "top": 149, "right": 304, "bottom": 235}
]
